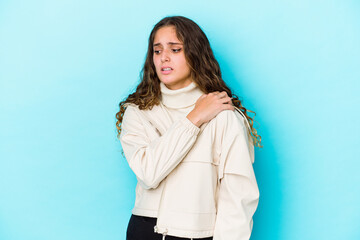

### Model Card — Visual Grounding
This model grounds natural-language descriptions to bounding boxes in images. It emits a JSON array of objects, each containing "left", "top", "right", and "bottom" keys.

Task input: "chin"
[{"left": 159, "top": 78, "right": 175, "bottom": 85}]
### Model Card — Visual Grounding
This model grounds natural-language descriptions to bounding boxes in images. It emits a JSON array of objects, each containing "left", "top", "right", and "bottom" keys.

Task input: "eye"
[
  {"left": 172, "top": 48, "right": 182, "bottom": 53},
  {"left": 154, "top": 50, "right": 161, "bottom": 54}
]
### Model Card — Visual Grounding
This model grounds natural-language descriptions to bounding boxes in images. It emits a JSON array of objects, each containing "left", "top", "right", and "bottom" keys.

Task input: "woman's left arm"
[{"left": 213, "top": 111, "right": 260, "bottom": 240}]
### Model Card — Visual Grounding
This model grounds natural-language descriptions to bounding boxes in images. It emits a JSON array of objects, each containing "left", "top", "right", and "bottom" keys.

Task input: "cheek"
[
  {"left": 177, "top": 56, "right": 189, "bottom": 69},
  {"left": 181, "top": 60, "right": 191, "bottom": 73},
  {"left": 153, "top": 56, "right": 160, "bottom": 70}
]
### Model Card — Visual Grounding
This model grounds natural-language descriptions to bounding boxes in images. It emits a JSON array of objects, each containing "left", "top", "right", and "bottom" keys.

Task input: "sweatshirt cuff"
[{"left": 180, "top": 117, "right": 201, "bottom": 135}]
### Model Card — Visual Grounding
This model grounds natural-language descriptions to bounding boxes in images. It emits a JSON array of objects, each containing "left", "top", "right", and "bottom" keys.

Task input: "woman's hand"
[{"left": 187, "top": 91, "right": 234, "bottom": 128}]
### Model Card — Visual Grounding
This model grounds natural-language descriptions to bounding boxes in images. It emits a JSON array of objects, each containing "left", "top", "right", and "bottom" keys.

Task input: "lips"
[{"left": 161, "top": 66, "right": 173, "bottom": 75}]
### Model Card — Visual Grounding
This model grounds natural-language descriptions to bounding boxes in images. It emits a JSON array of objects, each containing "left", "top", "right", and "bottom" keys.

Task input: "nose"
[{"left": 160, "top": 49, "right": 170, "bottom": 62}]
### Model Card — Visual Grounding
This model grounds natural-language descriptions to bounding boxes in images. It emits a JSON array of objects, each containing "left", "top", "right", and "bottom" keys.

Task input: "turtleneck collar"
[{"left": 160, "top": 81, "right": 205, "bottom": 109}]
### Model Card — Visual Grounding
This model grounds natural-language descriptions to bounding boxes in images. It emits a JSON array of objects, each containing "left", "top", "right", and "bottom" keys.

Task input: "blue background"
[{"left": 1, "top": 0, "right": 359, "bottom": 239}]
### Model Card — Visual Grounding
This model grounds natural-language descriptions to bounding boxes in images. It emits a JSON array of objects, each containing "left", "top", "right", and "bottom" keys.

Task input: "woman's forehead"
[{"left": 153, "top": 26, "right": 182, "bottom": 44}]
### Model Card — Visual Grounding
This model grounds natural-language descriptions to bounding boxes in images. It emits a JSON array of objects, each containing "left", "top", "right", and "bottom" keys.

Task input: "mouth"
[{"left": 161, "top": 67, "right": 173, "bottom": 75}]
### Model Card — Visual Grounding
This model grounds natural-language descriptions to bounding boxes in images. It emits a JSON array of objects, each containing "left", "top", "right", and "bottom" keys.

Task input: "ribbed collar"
[{"left": 160, "top": 81, "right": 204, "bottom": 109}]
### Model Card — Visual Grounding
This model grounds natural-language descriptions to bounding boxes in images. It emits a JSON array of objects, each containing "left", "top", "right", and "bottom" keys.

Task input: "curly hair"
[{"left": 115, "top": 16, "right": 262, "bottom": 147}]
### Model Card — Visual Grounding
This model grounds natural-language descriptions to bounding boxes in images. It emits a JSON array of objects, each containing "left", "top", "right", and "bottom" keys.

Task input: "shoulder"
[
  {"left": 123, "top": 102, "right": 139, "bottom": 112},
  {"left": 123, "top": 103, "right": 164, "bottom": 122},
  {"left": 122, "top": 103, "right": 164, "bottom": 130},
  {"left": 121, "top": 103, "right": 149, "bottom": 131},
  {"left": 212, "top": 108, "right": 255, "bottom": 161},
  {"left": 210, "top": 107, "right": 253, "bottom": 145},
  {"left": 120, "top": 104, "right": 152, "bottom": 139},
  {"left": 213, "top": 108, "right": 248, "bottom": 132},
  {"left": 122, "top": 103, "right": 139, "bottom": 121},
  {"left": 123, "top": 103, "right": 154, "bottom": 118}
]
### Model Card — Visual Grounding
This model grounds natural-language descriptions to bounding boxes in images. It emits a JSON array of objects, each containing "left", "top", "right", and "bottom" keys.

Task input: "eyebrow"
[{"left": 153, "top": 42, "right": 183, "bottom": 47}]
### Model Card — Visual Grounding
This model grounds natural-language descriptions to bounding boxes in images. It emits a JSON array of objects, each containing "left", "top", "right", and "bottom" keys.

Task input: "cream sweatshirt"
[{"left": 120, "top": 81, "right": 259, "bottom": 239}]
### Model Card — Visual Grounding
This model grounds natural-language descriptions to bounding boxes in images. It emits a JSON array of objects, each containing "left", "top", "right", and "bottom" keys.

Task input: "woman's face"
[{"left": 153, "top": 26, "right": 193, "bottom": 90}]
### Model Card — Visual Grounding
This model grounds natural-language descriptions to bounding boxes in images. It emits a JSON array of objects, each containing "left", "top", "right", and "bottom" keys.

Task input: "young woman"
[{"left": 116, "top": 16, "right": 262, "bottom": 240}]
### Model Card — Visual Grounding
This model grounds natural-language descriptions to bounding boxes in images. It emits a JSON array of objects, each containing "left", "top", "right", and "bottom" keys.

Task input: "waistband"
[{"left": 131, "top": 214, "right": 213, "bottom": 240}]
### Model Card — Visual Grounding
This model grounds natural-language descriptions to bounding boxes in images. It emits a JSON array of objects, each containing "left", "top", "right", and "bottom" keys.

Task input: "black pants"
[{"left": 126, "top": 214, "right": 213, "bottom": 240}]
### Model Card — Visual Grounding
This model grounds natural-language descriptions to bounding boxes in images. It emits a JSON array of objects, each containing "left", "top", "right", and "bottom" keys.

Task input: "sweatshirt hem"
[
  {"left": 155, "top": 225, "right": 214, "bottom": 239},
  {"left": 132, "top": 207, "right": 158, "bottom": 218}
]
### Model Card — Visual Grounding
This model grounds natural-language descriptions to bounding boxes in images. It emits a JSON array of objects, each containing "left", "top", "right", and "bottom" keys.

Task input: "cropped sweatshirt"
[{"left": 119, "top": 81, "right": 260, "bottom": 240}]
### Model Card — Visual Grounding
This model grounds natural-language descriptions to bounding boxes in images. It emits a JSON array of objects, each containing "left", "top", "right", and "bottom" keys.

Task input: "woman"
[{"left": 116, "top": 16, "right": 262, "bottom": 240}]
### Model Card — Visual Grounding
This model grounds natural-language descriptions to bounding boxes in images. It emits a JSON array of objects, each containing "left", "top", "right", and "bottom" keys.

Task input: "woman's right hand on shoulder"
[{"left": 187, "top": 91, "right": 235, "bottom": 128}]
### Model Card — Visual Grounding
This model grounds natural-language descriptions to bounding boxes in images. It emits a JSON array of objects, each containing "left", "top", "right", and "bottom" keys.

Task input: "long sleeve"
[
  {"left": 213, "top": 111, "right": 260, "bottom": 240},
  {"left": 119, "top": 105, "right": 200, "bottom": 189}
]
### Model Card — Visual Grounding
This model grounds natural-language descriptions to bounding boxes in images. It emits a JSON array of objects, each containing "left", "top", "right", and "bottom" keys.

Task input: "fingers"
[
  {"left": 199, "top": 94, "right": 206, "bottom": 99},
  {"left": 202, "top": 91, "right": 234, "bottom": 110},
  {"left": 225, "top": 104, "right": 235, "bottom": 111},
  {"left": 210, "top": 91, "right": 234, "bottom": 108},
  {"left": 211, "top": 91, "right": 229, "bottom": 99},
  {"left": 220, "top": 96, "right": 235, "bottom": 111},
  {"left": 222, "top": 99, "right": 235, "bottom": 110},
  {"left": 219, "top": 96, "right": 232, "bottom": 104}
]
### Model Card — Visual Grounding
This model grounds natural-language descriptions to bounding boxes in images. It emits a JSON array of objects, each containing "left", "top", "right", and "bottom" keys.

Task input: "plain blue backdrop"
[{"left": 0, "top": 0, "right": 359, "bottom": 239}]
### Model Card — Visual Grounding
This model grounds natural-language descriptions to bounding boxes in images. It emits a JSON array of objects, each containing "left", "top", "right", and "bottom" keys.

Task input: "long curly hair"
[{"left": 115, "top": 16, "right": 262, "bottom": 147}]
